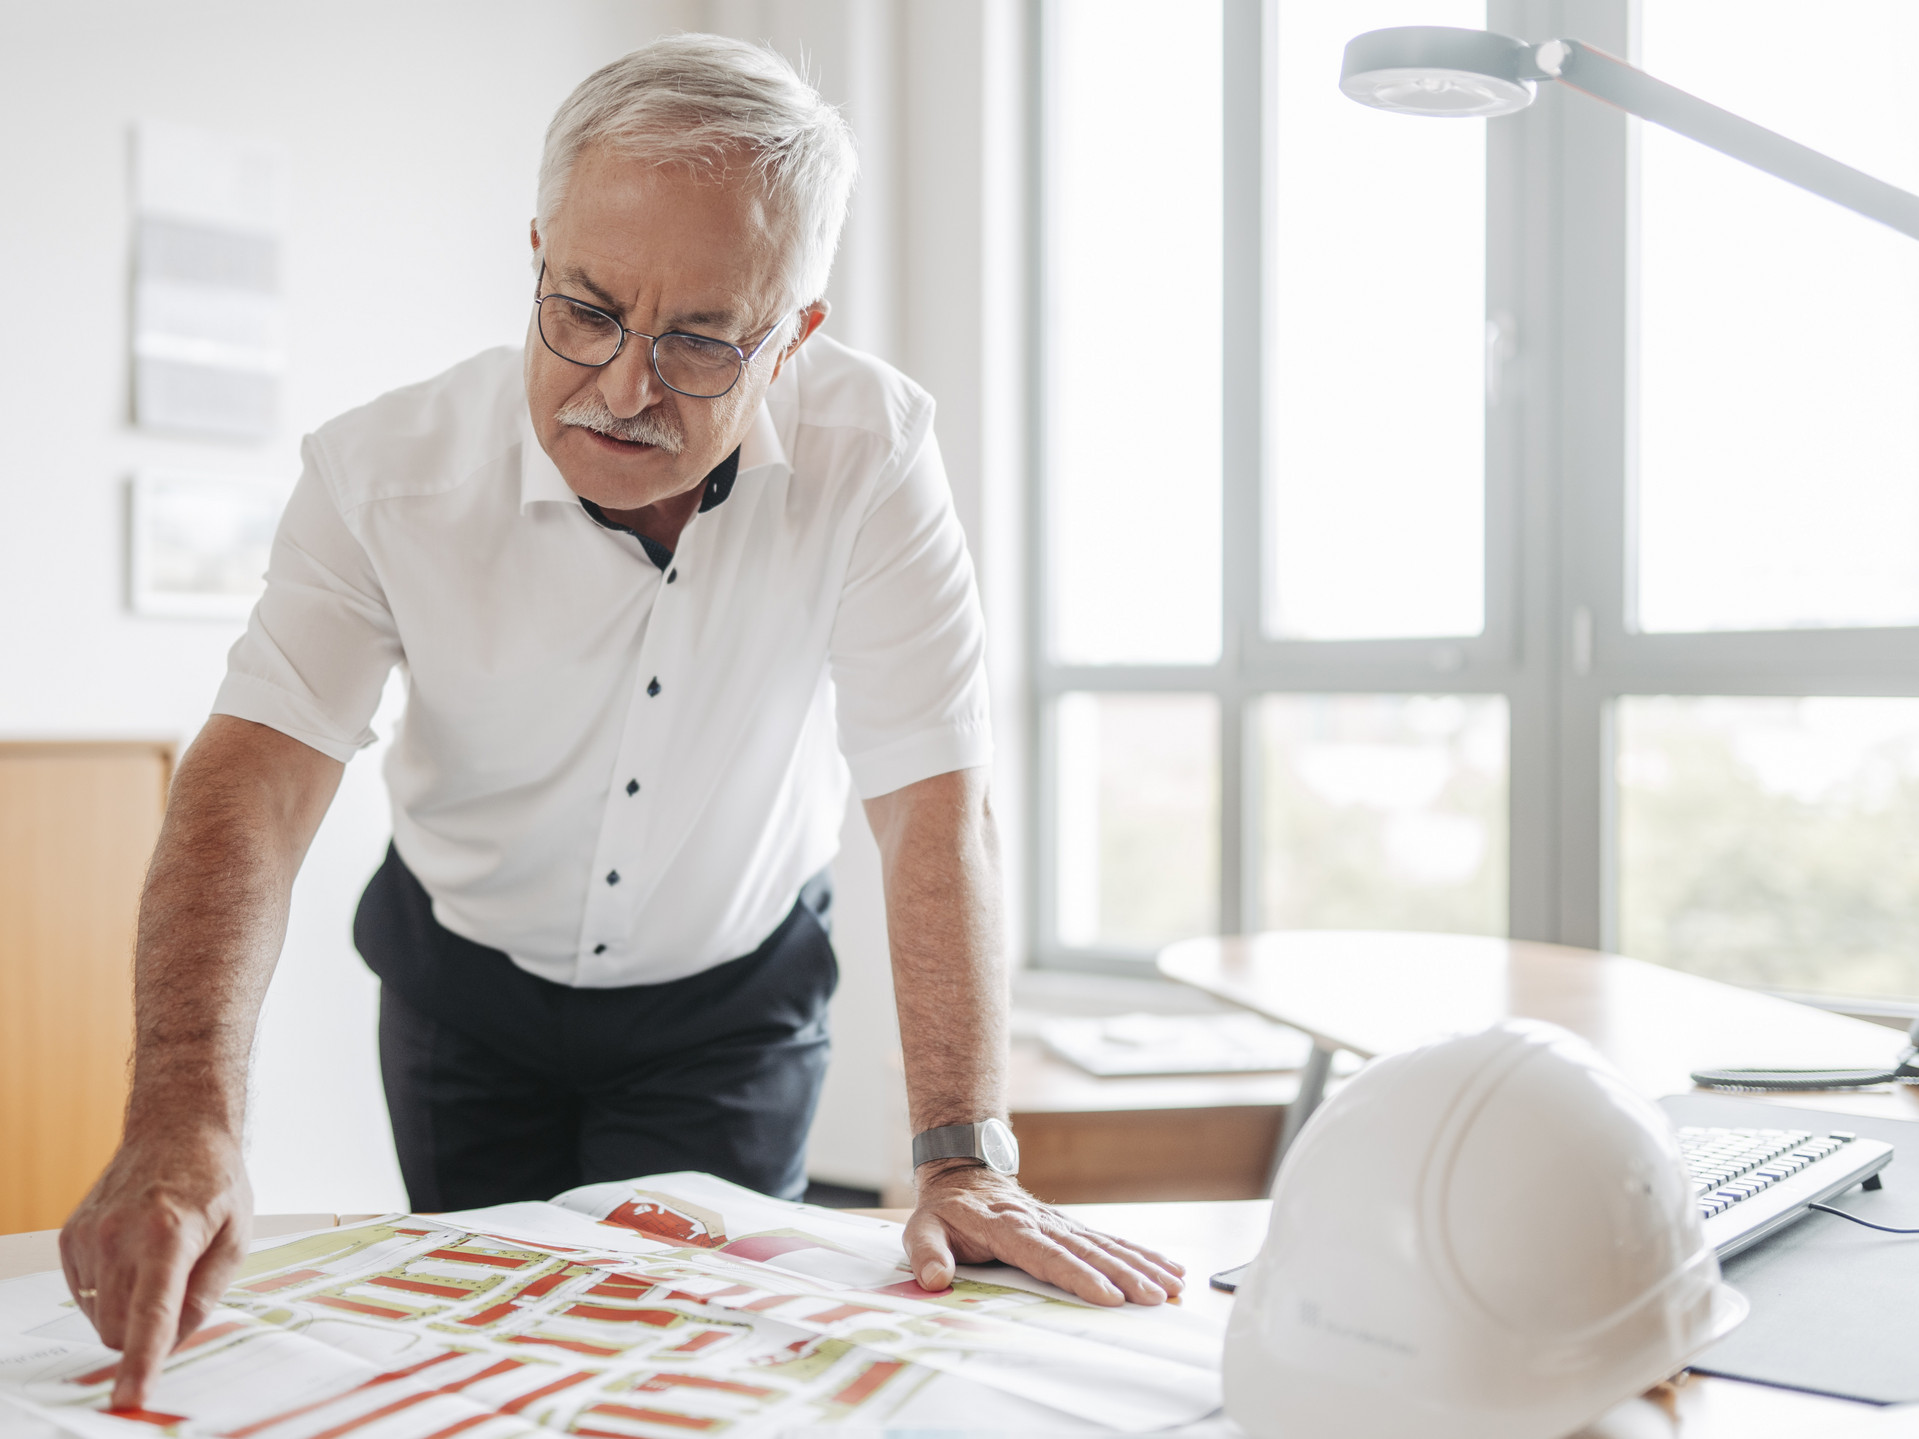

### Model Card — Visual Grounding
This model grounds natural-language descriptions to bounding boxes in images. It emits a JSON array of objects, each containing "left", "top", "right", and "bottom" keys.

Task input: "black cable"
[{"left": 1808, "top": 1202, "right": 1919, "bottom": 1235}]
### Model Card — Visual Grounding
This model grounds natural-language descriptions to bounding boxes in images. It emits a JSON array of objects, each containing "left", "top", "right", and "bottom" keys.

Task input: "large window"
[
  {"left": 1034, "top": 0, "right": 1919, "bottom": 1007},
  {"left": 1047, "top": 0, "right": 1222, "bottom": 668},
  {"left": 1267, "top": 0, "right": 1486, "bottom": 641},
  {"left": 1632, "top": 0, "right": 1919, "bottom": 636}
]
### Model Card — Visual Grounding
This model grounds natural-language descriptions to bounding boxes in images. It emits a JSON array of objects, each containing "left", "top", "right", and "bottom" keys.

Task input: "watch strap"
[{"left": 913, "top": 1123, "right": 986, "bottom": 1168}]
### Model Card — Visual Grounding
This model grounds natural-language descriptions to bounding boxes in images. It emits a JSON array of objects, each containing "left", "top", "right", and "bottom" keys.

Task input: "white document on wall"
[
  {"left": 128, "top": 470, "right": 286, "bottom": 619},
  {"left": 131, "top": 119, "right": 288, "bottom": 439},
  {"left": 0, "top": 1173, "right": 1222, "bottom": 1439}
]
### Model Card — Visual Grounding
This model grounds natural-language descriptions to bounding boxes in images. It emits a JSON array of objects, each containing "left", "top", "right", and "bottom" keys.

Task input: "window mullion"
[
  {"left": 1220, "top": 0, "right": 1265, "bottom": 936},
  {"left": 1554, "top": 0, "right": 1633, "bottom": 950},
  {"left": 1025, "top": 0, "right": 1058, "bottom": 968},
  {"left": 1497, "top": 0, "right": 1569, "bottom": 944}
]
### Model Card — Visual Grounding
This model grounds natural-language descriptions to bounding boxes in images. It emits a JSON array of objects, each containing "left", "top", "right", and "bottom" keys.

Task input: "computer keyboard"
[
  {"left": 1679, "top": 1124, "right": 1893, "bottom": 1260},
  {"left": 1209, "top": 1121, "right": 1895, "bottom": 1291}
]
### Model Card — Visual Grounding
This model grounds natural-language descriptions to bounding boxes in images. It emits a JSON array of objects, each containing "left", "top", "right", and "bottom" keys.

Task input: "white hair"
[{"left": 536, "top": 34, "right": 858, "bottom": 311}]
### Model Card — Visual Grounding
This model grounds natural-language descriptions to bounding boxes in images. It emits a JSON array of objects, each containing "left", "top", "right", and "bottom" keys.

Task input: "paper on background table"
[
  {"left": 0, "top": 1173, "right": 1221, "bottom": 1439},
  {"left": 1036, "top": 1014, "right": 1368, "bottom": 1080},
  {"left": 1039, "top": 1014, "right": 1313, "bottom": 1077}
]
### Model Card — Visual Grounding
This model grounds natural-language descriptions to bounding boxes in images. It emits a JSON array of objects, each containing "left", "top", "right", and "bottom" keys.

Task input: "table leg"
[{"left": 1270, "top": 1043, "right": 1335, "bottom": 1190}]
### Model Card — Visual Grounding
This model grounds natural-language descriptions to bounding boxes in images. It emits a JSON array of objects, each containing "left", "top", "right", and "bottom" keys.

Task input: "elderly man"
[{"left": 61, "top": 33, "right": 1184, "bottom": 1410}]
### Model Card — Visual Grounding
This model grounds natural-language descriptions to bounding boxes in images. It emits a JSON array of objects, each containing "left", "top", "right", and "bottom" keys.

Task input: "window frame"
[{"left": 1028, "top": 0, "right": 1919, "bottom": 1005}]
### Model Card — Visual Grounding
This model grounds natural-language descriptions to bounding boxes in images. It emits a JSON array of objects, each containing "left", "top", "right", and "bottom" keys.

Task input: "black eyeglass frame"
[{"left": 533, "top": 261, "right": 796, "bottom": 400}]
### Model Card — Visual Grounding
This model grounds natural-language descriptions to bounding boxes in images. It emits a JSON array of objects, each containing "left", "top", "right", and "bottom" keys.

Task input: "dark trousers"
[{"left": 354, "top": 845, "right": 837, "bottom": 1211}]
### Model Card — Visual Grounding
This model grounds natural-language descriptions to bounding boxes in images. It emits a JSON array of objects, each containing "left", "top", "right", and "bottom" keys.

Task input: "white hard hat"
[{"left": 1223, "top": 1020, "right": 1747, "bottom": 1439}]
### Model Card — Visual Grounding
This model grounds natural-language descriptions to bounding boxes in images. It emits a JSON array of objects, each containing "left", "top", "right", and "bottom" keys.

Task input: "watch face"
[{"left": 981, "top": 1118, "right": 1019, "bottom": 1174}]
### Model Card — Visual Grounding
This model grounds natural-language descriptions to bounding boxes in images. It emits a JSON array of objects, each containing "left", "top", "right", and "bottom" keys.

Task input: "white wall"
[
  {"left": 0, "top": 0, "right": 1025, "bottom": 1209},
  {"left": 0, "top": 0, "right": 673, "bottom": 1210}
]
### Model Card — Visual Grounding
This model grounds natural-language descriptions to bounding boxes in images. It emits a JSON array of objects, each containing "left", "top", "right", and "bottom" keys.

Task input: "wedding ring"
[{"left": 76, "top": 1288, "right": 98, "bottom": 1300}]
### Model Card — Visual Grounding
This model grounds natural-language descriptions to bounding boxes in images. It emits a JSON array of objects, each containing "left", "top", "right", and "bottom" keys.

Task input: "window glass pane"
[
  {"left": 1258, "top": 694, "right": 1506, "bottom": 933},
  {"left": 1266, "top": 0, "right": 1486, "bottom": 640},
  {"left": 1618, "top": 697, "right": 1919, "bottom": 999},
  {"left": 1636, "top": 3, "right": 1919, "bottom": 632},
  {"left": 1048, "top": 0, "right": 1222, "bottom": 665},
  {"left": 1055, "top": 693, "right": 1219, "bottom": 950}
]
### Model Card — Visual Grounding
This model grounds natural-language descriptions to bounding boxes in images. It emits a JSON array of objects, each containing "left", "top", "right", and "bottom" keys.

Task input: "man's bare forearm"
[
  {"left": 862, "top": 767, "right": 1007, "bottom": 1136},
  {"left": 62, "top": 715, "right": 345, "bottom": 1406},
  {"left": 128, "top": 715, "right": 344, "bottom": 1137},
  {"left": 871, "top": 768, "right": 1186, "bottom": 1306}
]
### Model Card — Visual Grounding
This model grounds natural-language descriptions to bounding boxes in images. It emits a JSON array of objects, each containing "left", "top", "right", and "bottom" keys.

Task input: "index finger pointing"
[{"left": 109, "top": 1241, "right": 196, "bottom": 1412}]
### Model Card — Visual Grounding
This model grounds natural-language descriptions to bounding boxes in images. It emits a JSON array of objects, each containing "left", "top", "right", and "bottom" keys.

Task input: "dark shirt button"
[
  {"left": 667, "top": 569, "right": 678, "bottom": 583},
  {"left": 593, "top": 943, "right": 607, "bottom": 954},
  {"left": 625, "top": 778, "right": 640, "bottom": 796},
  {"left": 606, "top": 870, "right": 620, "bottom": 885},
  {"left": 647, "top": 678, "right": 661, "bottom": 697}
]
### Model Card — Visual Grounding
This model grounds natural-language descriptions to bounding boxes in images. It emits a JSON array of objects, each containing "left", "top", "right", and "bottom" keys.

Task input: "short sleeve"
[
  {"left": 829, "top": 423, "right": 993, "bottom": 798},
  {"left": 211, "top": 437, "right": 403, "bottom": 762}
]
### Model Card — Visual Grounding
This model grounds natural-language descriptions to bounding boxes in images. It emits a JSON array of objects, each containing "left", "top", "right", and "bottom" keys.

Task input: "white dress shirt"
[{"left": 214, "top": 338, "right": 990, "bottom": 987}]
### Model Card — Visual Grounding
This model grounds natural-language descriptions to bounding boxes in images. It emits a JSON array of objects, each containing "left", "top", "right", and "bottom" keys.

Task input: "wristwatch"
[{"left": 912, "top": 1118, "right": 1020, "bottom": 1175}]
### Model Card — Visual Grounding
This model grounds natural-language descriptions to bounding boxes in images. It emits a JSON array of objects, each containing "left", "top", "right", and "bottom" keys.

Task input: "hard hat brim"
[{"left": 1687, "top": 1280, "right": 1751, "bottom": 1366}]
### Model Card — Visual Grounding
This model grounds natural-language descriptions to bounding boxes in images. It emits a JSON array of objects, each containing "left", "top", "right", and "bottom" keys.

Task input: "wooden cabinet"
[{"left": 0, "top": 742, "right": 171, "bottom": 1233}]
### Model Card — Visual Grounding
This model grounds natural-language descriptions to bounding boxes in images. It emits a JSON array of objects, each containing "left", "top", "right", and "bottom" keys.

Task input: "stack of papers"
[
  {"left": 0, "top": 1174, "right": 1223, "bottom": 1439},
  {"left": 1040, "top": 1012, "right": 1317, "bottom": 1077}
]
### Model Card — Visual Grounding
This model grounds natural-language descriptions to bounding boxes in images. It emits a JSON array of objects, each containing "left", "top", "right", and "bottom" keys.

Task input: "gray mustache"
[{"left": 556, "top": 395, "right": 685, "bottom": 453}]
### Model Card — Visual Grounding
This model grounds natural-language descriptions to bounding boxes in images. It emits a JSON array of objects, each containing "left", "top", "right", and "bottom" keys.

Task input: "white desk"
[
  {"left": 1, "top": 1203, "right": 1905, "bottom": 1438},
  {"left": 1155, "top": 930, "right": 1919, "bottom": 1436}
]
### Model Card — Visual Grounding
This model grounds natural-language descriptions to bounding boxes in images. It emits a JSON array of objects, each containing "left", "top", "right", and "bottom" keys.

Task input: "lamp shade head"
[{"left": 1341, "top": 26, "right": 1538, "bottom": 117}]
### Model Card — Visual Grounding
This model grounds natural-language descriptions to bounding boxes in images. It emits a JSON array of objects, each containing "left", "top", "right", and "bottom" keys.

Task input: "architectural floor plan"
[{"left": 0, "top": 1174, "right": 1221, "bottom": 1439}]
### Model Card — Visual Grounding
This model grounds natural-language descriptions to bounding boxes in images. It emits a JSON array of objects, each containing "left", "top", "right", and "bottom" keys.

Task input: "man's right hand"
[
  {"left": 56, "top": 717, "right": 342, "bottom": 1411},
  {"left": 60, "top": 1123, "right": 254, "bottom": 1413}
]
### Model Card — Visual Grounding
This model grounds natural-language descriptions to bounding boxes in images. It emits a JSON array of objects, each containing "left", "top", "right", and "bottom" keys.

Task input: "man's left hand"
[{"left": 902, "top": 1162, "right": 1187, "bottom": 1306}]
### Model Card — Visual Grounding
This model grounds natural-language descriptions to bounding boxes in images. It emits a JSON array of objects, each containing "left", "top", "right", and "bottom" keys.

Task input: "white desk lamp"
[{"left": 1340, "top": 25, "right": 1919, "bottom": 243}]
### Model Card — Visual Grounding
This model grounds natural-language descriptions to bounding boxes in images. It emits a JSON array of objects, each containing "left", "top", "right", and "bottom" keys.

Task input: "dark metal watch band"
[{"left": 912, "top": 1123, "right": 985, "bottom": 1168}]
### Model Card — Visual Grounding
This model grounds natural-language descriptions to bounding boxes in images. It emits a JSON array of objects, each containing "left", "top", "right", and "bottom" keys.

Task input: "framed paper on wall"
[{"left": 128, "top": 470, "right": 284, "bottom": 620}]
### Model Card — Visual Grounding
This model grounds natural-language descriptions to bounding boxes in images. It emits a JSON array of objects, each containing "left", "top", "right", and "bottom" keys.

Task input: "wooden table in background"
[
  {"left": 1017, "top": 931, "right": 1918, "bottom": 1205},
  {"left": 1159, "top": 931, "right": 1919, "bottom": 1144},
  {"left": 1007, "top": 1037, "right": 1297, "bottom": 1203}
]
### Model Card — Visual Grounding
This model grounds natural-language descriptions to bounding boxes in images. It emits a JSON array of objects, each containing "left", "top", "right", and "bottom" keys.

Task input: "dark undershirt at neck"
[{"left": 580, "top": 446, "right": 742, "bottom": 571}]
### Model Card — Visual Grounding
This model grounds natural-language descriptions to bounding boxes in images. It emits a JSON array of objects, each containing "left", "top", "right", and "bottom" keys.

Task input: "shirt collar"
[
  {"left": 736, "top": 400, "right": 787, "bottom": 478},
  {"left": 696, "top": 446, "right": 741, "bottom": 512},
  {"left": 518, "top": 399, "right": 787, "bottom": 514},
  {"left": 579, "top": 445, "right": 740, "bottom": 572},
  {"left": 518, "top": 406, "right": 577, "bottom": 512}
]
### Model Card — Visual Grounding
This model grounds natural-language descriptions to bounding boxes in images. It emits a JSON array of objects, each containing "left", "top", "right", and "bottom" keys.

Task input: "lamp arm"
[{"left": 1541, "top": 38, "right": 1919, "bottom": 245}]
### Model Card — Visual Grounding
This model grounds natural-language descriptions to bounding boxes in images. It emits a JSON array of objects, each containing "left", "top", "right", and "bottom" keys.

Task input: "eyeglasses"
[{"left": 533, "top": 263, "right": 793, "bottom": 400}]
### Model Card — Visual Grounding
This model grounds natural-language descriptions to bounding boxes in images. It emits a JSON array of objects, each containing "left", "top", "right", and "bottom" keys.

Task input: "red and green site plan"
[{"left": 0, "top": 1173, "right": 1221, "bottom": 1439}]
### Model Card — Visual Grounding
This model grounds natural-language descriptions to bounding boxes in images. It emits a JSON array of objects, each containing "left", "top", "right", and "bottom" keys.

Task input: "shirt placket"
[{"left": 577, "top": 539, "right": 688, "bottom": 983}]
